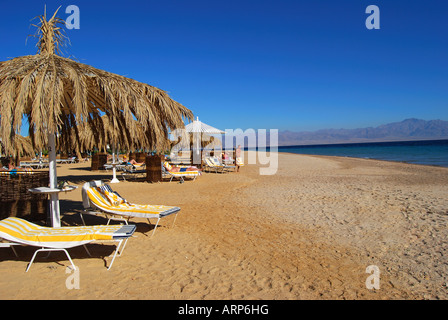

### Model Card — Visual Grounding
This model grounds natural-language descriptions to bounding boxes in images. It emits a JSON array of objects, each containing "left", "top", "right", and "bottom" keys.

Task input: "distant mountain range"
[{"left": 277, "top": 119, "right": 448, "bottom": 146}]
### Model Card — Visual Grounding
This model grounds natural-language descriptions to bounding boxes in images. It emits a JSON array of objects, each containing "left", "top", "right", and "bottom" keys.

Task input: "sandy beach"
[{"left": 1, "top": 151, "right": 447, "bottom": 300}]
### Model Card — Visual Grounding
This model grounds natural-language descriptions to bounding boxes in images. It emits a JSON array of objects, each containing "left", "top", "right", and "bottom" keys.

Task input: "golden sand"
[{"left": 0, "top": 152, "right": 447, "bottom": 299}]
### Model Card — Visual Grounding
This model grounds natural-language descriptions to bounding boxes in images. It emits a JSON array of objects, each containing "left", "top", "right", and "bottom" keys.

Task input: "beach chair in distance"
[
  {"left": 104, "top": 163, "right": 127, "bottom": 171},
  {"left": 81, "top": 181, "right": 180, "bottom": 237},
  {"left": 162, "top": 161, "right": 200, "bottom": 183},
  {"left": 236, "top": 157, "right": 244, "bottom": 167},
  {"left": 121, "top": 165, "right": 146, "bottom": 181},
  {"left": 211, "top": 156, "right": 236, "bottom": 172},
  {"left": 204, "top": 157, "right": 224, "bottom": 173},
  {"left": 0, "top": 217, "right": 136, "bottom": 271},
  {"left": 204, "top": 156, "right": 234, "bottom": 173}
]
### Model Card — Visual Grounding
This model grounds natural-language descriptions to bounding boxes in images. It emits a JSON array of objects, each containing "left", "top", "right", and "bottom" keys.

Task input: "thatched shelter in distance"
[
  {"left": 0, "top": 135, "right": 35, "bottom": 166},
  {"left": 0, "top": 8, "right": 193, "bottom": 226}
]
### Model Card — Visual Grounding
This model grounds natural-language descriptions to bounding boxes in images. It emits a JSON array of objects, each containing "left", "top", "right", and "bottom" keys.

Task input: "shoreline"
[
  {"left": 1, "top": 152, "right": 447, "bottom": 300},
  {"left": 278, "top": 151, "right": 448, "bottom": 169}
]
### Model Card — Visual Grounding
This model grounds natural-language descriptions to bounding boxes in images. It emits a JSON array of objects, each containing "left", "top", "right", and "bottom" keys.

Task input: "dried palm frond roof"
[
  {"left": 170, "top": 133, "right": 222, "bottom": 149},
  {"left": 58, "top": 113, "right": 170, "bottom": 155},
  {"left": 0, "top": 7, "right": 193, "bottom": 155},
  {"left": 0, "top": 135, "right": 35, "bottom": 159}
]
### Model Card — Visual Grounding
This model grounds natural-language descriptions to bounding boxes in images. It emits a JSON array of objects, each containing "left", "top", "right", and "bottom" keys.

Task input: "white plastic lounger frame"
[
  {"left": 162, "top": 166, "right": 199, "bottom": 183},
  {"left": 211, "top": 156, "right": 236, "bottom": 172},
  {"left": 81, "top": 181, "right": 180, "bottom": 237},
  {"left": 0, "top": 242, "right": 19, "bottom": 257},
  {"left": 0, "top": 217, "right": 136, "bottom": 271},
  {"left": 121, "top": 165, "right": 146, "bottom": 181},
  {"left": 204, "top": 157, "right": 228, "bottom": 173}
]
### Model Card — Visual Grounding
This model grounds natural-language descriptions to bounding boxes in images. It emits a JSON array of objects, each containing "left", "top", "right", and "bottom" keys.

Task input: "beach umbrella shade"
[
  {"left": 0, "top": 8, "right": 193, "bottom": 226},
  {"left": 181, "top": 117, "right": 225, "bottom": 164},
  {"left": 184, "top": 117, "right": 225, "bottom": 135},
  {"left": 0, "top": 135, "right": 36, "bottom": 166},
  {"left": 169, "top": 133, "right": 221, "bottom": 149},
  {"left": 57, "top": 113, "right": 158, "bottom": 156}
]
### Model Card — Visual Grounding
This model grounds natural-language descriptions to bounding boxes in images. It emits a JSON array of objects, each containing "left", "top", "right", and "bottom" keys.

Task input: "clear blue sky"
[{"left": 1, "top": 0, "right": 447, "bottom": 134}]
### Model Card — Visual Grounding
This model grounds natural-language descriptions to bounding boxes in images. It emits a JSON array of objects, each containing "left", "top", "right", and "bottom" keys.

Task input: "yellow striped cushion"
[
  {"left": 211, "top": 157, "right": 222, "bottom": 166},
  {"left": 205, "top": 158, "right": 217, "bottom": 167},
  {"left": 236, "top": 157, "right": 244, "bottom": 166},
  {"left": 87, "top": 188, "right": 178, "bottom": 216},
  {"left": 104, "top": 190, "right": 125, "bottom": 206},
  {"left": 168, "top": 171, "right": 199, "bottom": 176},
  {"left": 164, "top": 162, "right": 199, "bottom": 176},
  {"left": 103, "top": 203, "right": 176, "bottom": 214},
  {"left": 164, "top": 161, "right": 172, "bottom": 171},
  {"left": 0, "top": 169, "right": 34, "bottom": 176},
  {"left": 93, "top": 187, "right": 112, "bottom": 206},
  {"left": 0, "top": 217, "right": 122, "bottom": 248}
]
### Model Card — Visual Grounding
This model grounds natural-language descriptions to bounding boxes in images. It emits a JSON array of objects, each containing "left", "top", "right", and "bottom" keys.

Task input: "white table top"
[{"left": 28, "top": 185, "right": 78, "bottom": 194}]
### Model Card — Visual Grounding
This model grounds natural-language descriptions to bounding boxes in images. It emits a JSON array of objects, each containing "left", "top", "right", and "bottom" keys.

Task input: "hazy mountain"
[{"left": 277, "top": 119, "right": 448, "bottom": 146}]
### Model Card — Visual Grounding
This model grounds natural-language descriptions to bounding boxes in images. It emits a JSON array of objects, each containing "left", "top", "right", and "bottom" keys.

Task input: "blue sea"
[{"left": 275, "top": 139, "right": 448, "bottom": 168}]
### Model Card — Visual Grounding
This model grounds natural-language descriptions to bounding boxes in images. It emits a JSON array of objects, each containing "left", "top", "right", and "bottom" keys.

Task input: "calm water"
[{"left": 276, "top": 139, "right": 448, "bottom": 168}]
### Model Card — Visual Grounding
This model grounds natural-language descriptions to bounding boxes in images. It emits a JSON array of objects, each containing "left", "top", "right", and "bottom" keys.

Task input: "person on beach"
[
  {"left": 221, "top": 152, "right": 230, "bottom": 162},
  {"left": 0, "top": 159, "right": 31, "bottom": 173},
  {"left": 127, "top": 158, "right": 144, "bottom": 166},
  {"left": 168, "top": 165, "right": 201, "bottom": 172},
  {"left": 235, "top": 145, "right": 242, "bottom": 172},
  {"left": 163, "top": 159, "right": 201, "bottom": 173}
]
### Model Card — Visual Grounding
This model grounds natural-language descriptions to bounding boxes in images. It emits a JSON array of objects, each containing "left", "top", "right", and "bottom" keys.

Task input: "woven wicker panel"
[
  {"left": 91, "top": 154, "right": 108, "bottom": 170},
  {"left": 0, "top": 171, "right": 49, "bottom": 201},
  {"left": 145, "top": 155, "right": 163, "bottom": 183},
  {"left": 0, "top": 171, "right": 49, "bottom": 219}
]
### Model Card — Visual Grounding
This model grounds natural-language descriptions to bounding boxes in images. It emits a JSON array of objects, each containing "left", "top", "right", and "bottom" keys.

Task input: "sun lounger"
[
  {"left": 204, "top": 157, "right": 223, "bottom": 173},
  {"left": 0, "top": 217, "right": 135, "bottom": 271},
  {"left": 56, "top": 157, "right": 76, "bottom": 164},
  {"left": 162, "top": 161, "right": 200, "bottom": 182},
  {"left": 103, "top": 163, "right": 126, "bottom": 171},
  {"left": 204, "top": 157, "right": 235, "bottom": 173},
  {"left": 211, "top": 156, "right": 236, "bottom": 171},
  {"left": 81, "top": 180, "right": 180, "bottom": 236},
  {"left": 0, "top": 242, "right": 19, "bottom": 257},
  {"left": 121, "top": 165, "right": 146, "bottom": 181}
]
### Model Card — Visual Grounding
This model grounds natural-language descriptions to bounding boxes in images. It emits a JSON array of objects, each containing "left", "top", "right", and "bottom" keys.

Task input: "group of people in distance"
[
  {"left": 2, "top": 145, "right": 244, "bottom": 174},
  {"left": 164, "top": 145, "right": 243, "bottom": 173}
]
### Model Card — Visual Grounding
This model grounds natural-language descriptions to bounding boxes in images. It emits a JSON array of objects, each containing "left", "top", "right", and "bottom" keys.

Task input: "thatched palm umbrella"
[
  {"left": 58, "top": 114, "right": 154, "bottom": 157},
  {"left": 0, "top": 135, "right": 35, "bottom": 166},
  {"left": 170, "top": 133, "right": 221, "bottom": 150},
  {"left": 185, "top": 117, "right": 224, "bottom": 165},
  {"left": 0, "top": 8, "right": 193, "bottom": 226},
  {"left": 170, "top": 125, "right": 224, "bottom": 166},
  {"left": 59, "top": 114, "right": 170, "bottom": 184}
]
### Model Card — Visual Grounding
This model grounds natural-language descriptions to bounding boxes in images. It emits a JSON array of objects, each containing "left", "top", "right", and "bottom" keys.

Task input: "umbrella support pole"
[
  {"left": 110, "top": 148, "right": 119, "bottom": 183},
  {"left": 48, "top": 133, "right": 61, "bottom": 227},
  {"left": 111, "top": 167, "right": 119, "bottom": 183}
]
